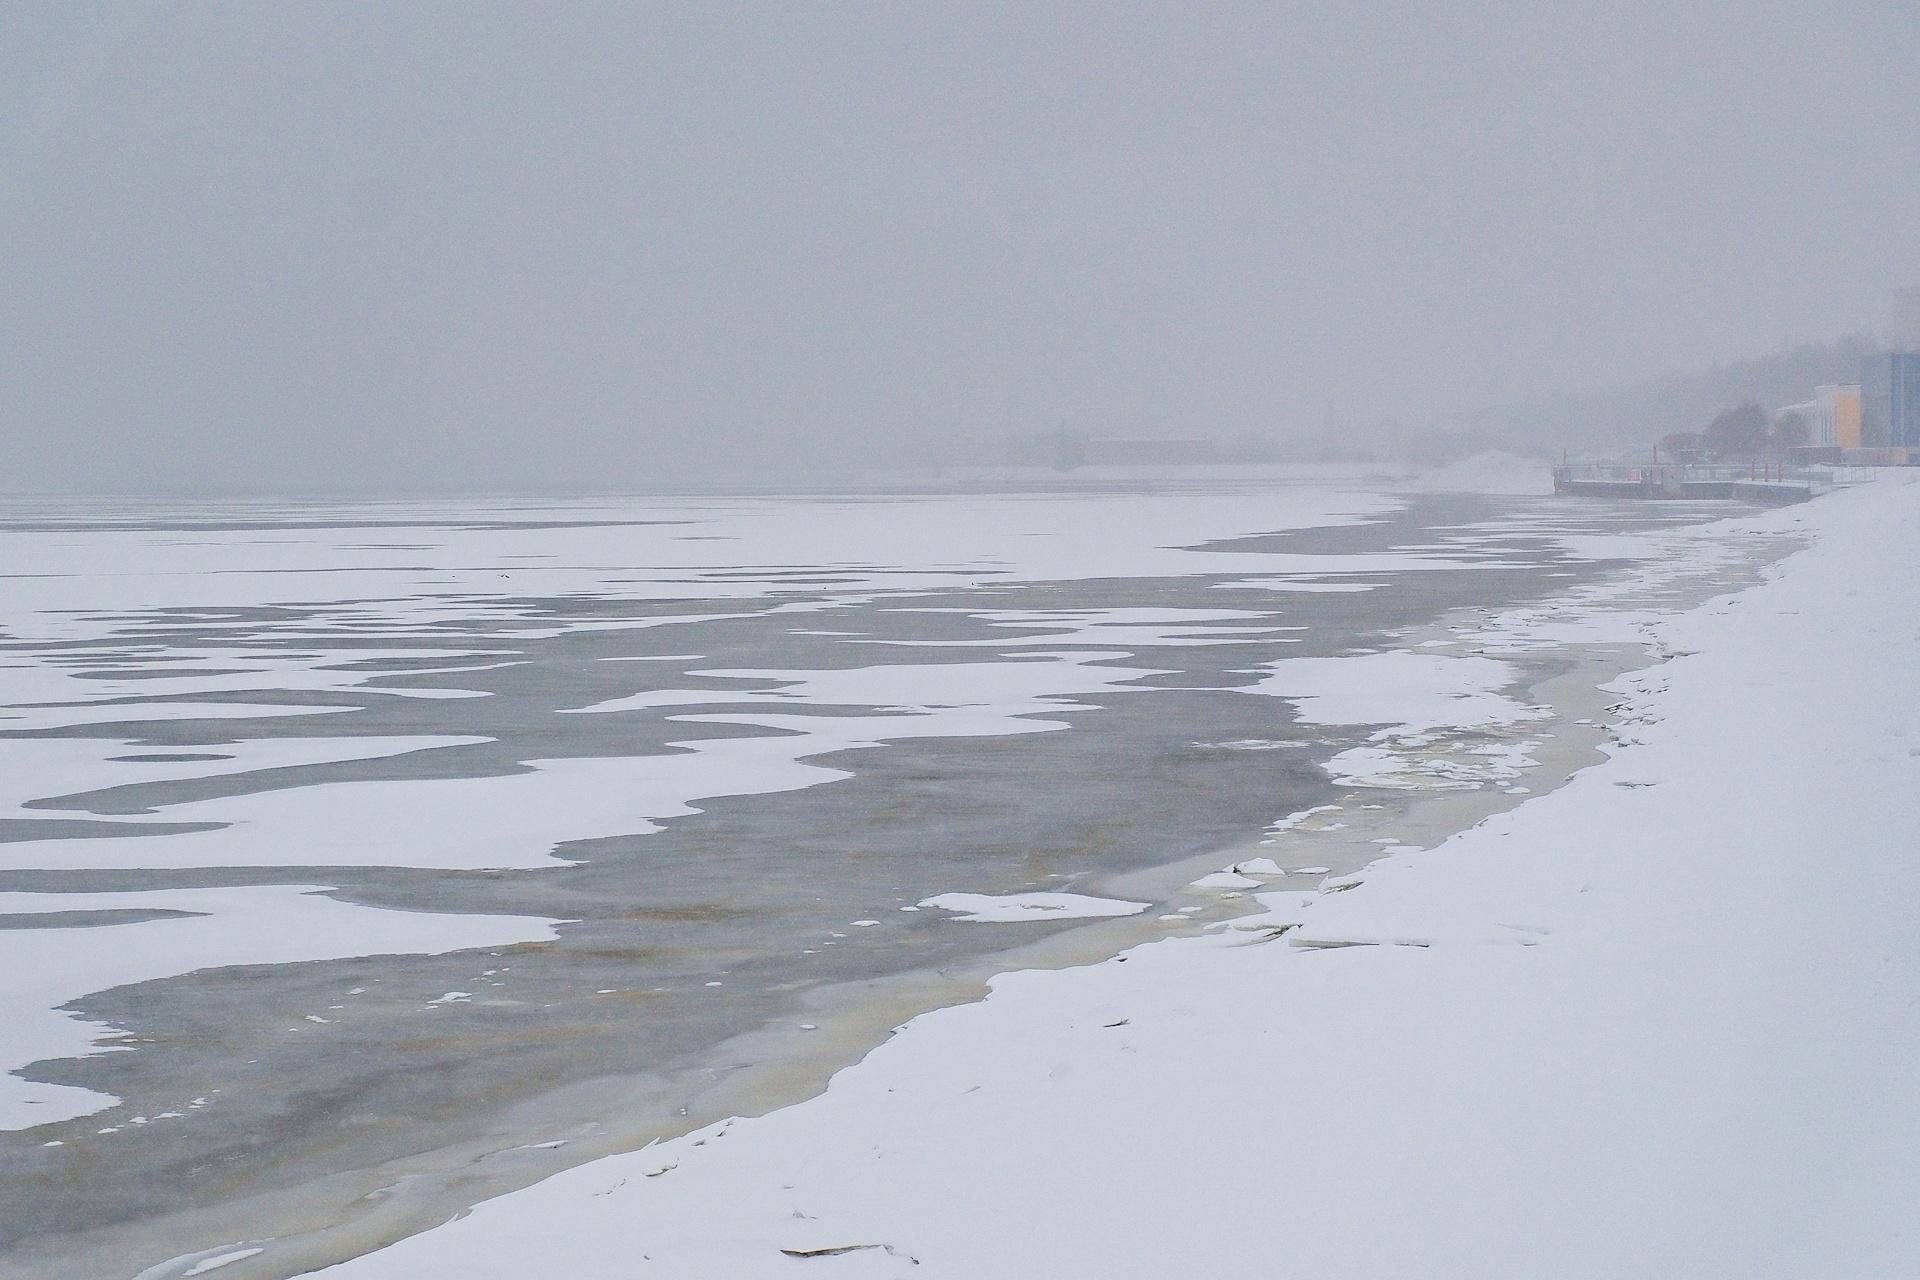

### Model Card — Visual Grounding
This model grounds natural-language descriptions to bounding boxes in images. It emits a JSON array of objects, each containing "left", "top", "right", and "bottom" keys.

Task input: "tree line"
[{"left": 1659, "top": 401, "right": 1807, "bottom": 463}]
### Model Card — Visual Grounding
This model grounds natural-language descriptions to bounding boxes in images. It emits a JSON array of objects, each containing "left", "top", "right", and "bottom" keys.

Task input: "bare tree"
[
  {"left": 1703, "top": 402, "right": 1770, "bottom": 459},
  {"left": 1770, "top": 411, "right": 1810, "bottom": 452}
]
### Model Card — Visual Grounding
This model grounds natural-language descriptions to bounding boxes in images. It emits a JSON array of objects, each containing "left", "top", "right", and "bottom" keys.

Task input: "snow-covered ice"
[
  {"left": 1248, "top": 650, "right": 1546, "bottom": 735},
  {"left": 0, "top": 887, "right": 558, "bottom": 1129},
  {"left": 917, "top": 893, "right": 1151, "bottom": 923},
  {"left": 313, "top": 478, "right": 1920, "bottom": 1279},
  {"left": 1188, "top": 871, "right": 1262, "bottom": 889}
]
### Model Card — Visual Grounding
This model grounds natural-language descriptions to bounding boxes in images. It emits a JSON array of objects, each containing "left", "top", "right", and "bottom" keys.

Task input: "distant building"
[
  {"left": 1812, "top": 383, "right": 1863, "bottom": 449},
  {"left": 1860, "top": 352, "right": 1920, "bottom": 448},
  {"left": 1079, "top": 438, "right": 1220, "bottom": 466}
]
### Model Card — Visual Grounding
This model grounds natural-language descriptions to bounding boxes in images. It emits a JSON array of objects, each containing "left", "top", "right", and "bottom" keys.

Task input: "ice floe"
[
  {"left": 0, "top": 886, "right": 557, "bottom": 1129},
  {"left": 917, "top": 893, "right": 1151, "bottom": 923}
]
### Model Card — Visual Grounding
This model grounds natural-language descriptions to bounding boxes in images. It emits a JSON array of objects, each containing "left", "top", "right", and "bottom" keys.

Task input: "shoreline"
[
  {"left": 64, "top": 503, "right": 1795, "bottom": 1280},
  {"left": 293, "top": 481, "right": 1917, "bottom": 1278}
]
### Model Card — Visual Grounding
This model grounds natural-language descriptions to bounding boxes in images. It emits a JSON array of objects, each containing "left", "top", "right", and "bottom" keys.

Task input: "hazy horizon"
[{"left": 5, "top": 2, "right": 1917, "bottom": 494}]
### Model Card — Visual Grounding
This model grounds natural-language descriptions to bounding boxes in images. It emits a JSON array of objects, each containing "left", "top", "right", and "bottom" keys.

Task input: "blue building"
[{"left": 1860, "top": 352, "right": 1920, "bottom": 448}]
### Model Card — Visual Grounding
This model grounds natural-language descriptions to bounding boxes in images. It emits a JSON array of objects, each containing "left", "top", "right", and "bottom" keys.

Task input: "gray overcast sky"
[{"left": 3, "top": 2, "right": 1917, "bottom": 492}]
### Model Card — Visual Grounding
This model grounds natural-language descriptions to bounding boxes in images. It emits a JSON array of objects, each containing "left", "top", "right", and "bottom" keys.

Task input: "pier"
[{"left": 1552, "top": 462, "right": 1820, "bottom": 504}]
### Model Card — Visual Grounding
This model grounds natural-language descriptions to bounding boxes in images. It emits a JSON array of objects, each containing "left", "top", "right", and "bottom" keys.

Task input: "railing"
[{"left": 1553, "top": 462, "right": 1813, "bottom": 485}]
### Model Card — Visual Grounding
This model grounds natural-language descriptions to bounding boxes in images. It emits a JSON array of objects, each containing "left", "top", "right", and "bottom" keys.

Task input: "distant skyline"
[{"left": 4, "top": 2, "right": 1917, "bottom": 492}]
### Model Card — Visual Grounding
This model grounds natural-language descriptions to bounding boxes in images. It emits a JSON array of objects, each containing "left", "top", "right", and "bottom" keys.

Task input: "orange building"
[
  {"left": 1835, "top": 384, "right": 1862, "bottom": 449},
  {"left": 1815, "top": 384, "right": 1863, "bottom": 449}
]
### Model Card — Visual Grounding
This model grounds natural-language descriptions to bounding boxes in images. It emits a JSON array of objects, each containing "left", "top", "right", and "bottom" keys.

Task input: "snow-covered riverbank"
[
  {"left": 8, "top": 486, "right": 1768, "bottom": 1278},
  {"left": 304, "top": 479, "right": 1916, "bottom": 1276}
]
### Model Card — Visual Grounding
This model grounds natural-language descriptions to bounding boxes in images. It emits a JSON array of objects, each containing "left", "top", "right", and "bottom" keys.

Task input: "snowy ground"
[{"left": 303, "top": 476, "right": 1920, "bottom": 1279}]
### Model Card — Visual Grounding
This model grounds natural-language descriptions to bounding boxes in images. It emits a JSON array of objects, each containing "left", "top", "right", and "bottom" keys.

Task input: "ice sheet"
[{"left": 918, "top": 892, "right": 1151, "bottom": 923}]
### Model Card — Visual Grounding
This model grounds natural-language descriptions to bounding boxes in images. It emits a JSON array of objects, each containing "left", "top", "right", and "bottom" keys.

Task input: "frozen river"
[{"left": 0, "top": 479, "right": 1750, "bottom": 1276}]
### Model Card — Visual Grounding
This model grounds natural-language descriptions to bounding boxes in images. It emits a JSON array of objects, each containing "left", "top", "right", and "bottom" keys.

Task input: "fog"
[{"left": 3, "top": 2, "right": 1916, "bottom": 493}]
